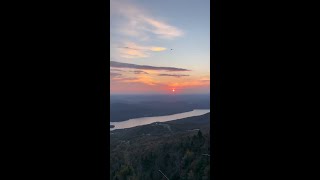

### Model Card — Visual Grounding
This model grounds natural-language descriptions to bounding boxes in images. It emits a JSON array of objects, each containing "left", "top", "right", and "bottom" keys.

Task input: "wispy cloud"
[
  {"left": 110, "top": 72, "right": 137, "bottom": 82},
  {"left": 110, "top": 61, "right": 190, "bottom": 72},
  {"left": 117, "top": 42, "right": 166, "bottom": 58},
  {"left": 111, "top": 0, "right": 183, "bottom": 40},
  {"left": 111, "top": 73, "right": 158, "bottom": 86},
  {"left": 158, "top": 74, "right": 189, "bottom": 78},
  {"left": 141, "top": 17, "right": 183, "bottom": 39},
  {"left": 123, "top": 74, "right": 157, "bottom": 86},
  {"left": 168, "top": 80, "right": 210, "bottom": 88},
  {"left": 114, "top": 77, "right": 138, "bottom": 81},
  {"left": 131, "top": 70, "right": 149, "bottom": 74},
  {"left": 110, "top": 72, "right": 122, "bottom": 78},
  {"left": 110, "top": 68, "right": 124, "bottom": 72}
]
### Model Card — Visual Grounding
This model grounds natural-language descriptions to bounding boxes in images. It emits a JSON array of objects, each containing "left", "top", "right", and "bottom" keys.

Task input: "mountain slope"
[{"left": 110, "top": 113, "right": 211, "bottom": 180}]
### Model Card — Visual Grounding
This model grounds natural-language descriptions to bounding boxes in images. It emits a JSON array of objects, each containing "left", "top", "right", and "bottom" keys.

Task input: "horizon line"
[{"left": 110, "top": 93, "right": 210, "bottom": 95}]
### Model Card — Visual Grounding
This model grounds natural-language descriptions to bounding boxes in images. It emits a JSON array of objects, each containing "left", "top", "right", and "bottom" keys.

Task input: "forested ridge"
[{"left": 110, "top": 113, "right": 210, "bottom": 180}]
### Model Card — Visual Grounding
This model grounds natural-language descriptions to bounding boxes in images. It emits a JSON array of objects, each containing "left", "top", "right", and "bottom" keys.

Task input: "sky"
[{"left": 110, "top": 0, "right": 210, "bottom": 94}]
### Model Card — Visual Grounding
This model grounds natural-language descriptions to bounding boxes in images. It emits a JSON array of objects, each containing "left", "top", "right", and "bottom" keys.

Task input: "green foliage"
[
  {"left": 110, "top": 113, "right": 211, "bottom": 180},
  {"left": 198, "top": 130, "right": 203, "bottom": 138},
  {"left": 110, "top": 130, "right": 210, "bottom": 180}
]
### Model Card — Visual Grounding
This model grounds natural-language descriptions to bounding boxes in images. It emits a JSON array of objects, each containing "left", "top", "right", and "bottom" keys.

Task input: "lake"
[{"left": 110, "top": 109, "right": 210, "bottom": 131}]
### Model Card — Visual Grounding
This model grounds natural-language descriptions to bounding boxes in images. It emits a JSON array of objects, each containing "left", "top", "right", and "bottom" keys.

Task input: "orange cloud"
[
  {"left": 150, "top": 47, "right": 166, "bottom": 51},
  {"left": 121, "top": 74, "right": 158, "bottom": 86},
  {"left": 118, "top": 42, "right": 166, "bottom": 58}
]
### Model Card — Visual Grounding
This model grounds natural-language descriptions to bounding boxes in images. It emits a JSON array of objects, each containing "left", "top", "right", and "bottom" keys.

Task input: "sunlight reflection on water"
[{"left": 110, "top": 109, "right": 210, "bottom": 131}]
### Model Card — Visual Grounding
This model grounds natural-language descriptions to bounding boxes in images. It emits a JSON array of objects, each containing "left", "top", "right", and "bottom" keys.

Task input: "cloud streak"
[
  {"left": 117, "top": 42, "right": 166, "bottom": 58},
  {"left": 110, "top": 72, "right": 122, "bottom": 78},
  {"left": 110, "top": 68, "right": 124, "bottom": 72},
  {"left": 110, "top": 61, "right": 190, "bottom": 72},
  {"left": 131, "top": 70, "right": 149, "bottom": 74},
  {"left": 158, "top": 74, "right": 190, "bottom": 78}
]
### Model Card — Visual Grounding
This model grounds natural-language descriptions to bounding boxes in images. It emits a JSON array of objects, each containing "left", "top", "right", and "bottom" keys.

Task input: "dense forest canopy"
[{"left": 110, "top": 113, "right": 210, "bottom": 180}]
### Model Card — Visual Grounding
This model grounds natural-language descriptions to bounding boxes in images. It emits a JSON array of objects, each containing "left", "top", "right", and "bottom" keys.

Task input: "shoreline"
[{"left": 110, "top": 109, "right": 210, "bottom": 131}]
